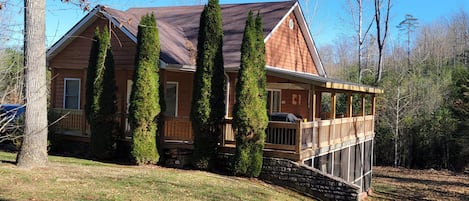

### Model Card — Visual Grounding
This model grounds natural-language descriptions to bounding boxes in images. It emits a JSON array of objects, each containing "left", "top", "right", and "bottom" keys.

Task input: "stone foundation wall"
[{"left": 217, "top": 153, "right": 360, "bottom": 201}]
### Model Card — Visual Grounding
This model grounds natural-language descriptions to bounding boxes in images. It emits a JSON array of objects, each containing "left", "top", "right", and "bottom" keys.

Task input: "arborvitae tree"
[
  {"left": 85, "top": 29, "right": 99, "bottom": 122},
  {"left": 87, "top": 27, "right": 118, "bottom": 159},
  {"left": 190, "top": 0, "right": 225, "bottom": 170},
  {"left": 129, "top": 13, "right": 160, "bottom": 165},
  {"left": 232, "top": 11, "right": 268, "bottom": 177}
]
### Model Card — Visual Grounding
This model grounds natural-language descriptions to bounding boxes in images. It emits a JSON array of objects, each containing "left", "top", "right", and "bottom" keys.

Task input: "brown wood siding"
[
  {"left": 49, "top": 18, "right": 136, "bottom": 70},
  {"left": 266, "top": 75, "right": 309, "bottom": 119},
  {"left": 52, "top": 69, "right": 84, "bottom": 109},
  {"left": 49, "top": 17, "right": 137, "bottom": 117},
  {"left": 280, "top": 89, "right": 309, "bottom": 119},
  {"left": 227, "top": 74, "right": 309, "bottom": 119},
  {"left": 165, "top": 71, "right": 194, "bottom": 118},
  {"left": 267, "top": 75, "right": 290, "bottom": 83},
  {"left": 265, "top": 12, "right": 318, "bottom": 75}
]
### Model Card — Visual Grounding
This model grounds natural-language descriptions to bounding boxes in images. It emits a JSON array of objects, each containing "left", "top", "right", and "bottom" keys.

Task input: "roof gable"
[
  {"left": 103, "top": 1, "right": 296, "bottom": 68},
  {"left": 47, "top": 1, "right": 326, "bottom": 76}
]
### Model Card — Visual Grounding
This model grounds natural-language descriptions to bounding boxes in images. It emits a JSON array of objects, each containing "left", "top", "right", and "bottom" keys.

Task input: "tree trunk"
[
  {"left": 16, "top": 0, "right": 48, "bottom": 168},
  {"left": 357, "top": 0, "right": 362, "bottom": 83},
  {"left": 374, "top": 0, "right": 391, "bottom": 85}
]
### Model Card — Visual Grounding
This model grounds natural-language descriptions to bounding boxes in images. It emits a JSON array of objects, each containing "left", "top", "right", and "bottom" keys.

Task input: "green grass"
[{"left": 0, "top": 151, "right": 312, "bottom": 201}]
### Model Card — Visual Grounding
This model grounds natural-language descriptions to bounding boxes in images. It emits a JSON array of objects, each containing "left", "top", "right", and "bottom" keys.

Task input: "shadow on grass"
[
  {"left": 374, "top": 173, "right": 469, "bottom": 188},
  {"left": 373, "top": 173, "right": 469, "bottom": 201},
  {"left": 0, "top": 160, "right": 15, "bottom": 165}
]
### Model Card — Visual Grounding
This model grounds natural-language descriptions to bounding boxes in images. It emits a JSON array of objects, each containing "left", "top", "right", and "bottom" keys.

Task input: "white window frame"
[
  {"left": 267, "top": 89, "right": 281, "bottom": 113},
  {"left": 165, "top": 81, "right": 178, "bottom": 117},
  {"left": 63, "top": 78, "right": 81, "bottom": 109}
]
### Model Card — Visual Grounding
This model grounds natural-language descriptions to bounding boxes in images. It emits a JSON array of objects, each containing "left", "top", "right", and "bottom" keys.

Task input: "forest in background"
[{"left": 320, "top": 8, "right": 469, "bottom": 171}]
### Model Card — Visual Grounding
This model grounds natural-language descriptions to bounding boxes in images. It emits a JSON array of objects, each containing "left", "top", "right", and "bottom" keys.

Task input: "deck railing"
[
  {"left": 222, "top": 115, "right": 374, "bottom": 155},
  {"left": 50, "top": 108, "right": 89, "bottom": 136},
  {"left": 163, "top": 116, "right": 193, "bottom": 143},
  {"left": 50, "top": 107, "right": 375, "bottom": 159}
]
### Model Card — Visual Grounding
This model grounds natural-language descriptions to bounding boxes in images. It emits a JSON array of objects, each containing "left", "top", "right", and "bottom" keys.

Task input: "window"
[
  {"left": 165, "top": 82, "right": 178, "bottom": 117},
  {"left": 63, "top": 78, "right": 80, "bottom": 109},
  {"left": 267, "top": 89, "right": 281, "bottom": 114}
]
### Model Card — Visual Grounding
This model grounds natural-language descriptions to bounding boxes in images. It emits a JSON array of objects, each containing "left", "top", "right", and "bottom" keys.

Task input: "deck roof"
[{"left": 266, "top": 66, "right": 383, "bottom": 94}]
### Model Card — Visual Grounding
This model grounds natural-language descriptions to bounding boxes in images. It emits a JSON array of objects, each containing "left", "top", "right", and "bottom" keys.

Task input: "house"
[{"left": 47, "top": 1, "right": 382, "bottom": 200}]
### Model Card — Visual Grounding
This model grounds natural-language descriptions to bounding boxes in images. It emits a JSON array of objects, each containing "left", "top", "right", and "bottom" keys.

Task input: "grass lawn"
[
  {"left": 0, "top": 151, "right": 312, "bottom": 201},
  {"left": 367, "top": 166, "right": 469, "bottom": 201}
]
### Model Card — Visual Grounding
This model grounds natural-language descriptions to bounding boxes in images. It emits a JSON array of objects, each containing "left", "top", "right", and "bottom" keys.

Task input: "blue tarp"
[{"left": 0, "top": 104, "right": 25, "bottom": 120}]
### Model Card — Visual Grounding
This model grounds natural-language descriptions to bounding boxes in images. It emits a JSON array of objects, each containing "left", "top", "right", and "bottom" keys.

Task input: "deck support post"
[
  {"left": 361, "top": 94, "right": 366, "bottom": 135},
  {"left": 315, "top": 91, "right": 322, "bottom": 119},
  {"left": 310, "top": 86, "right": 317, "bottom": 121},
  {"left": 371, "top": 95, "right": 376, "bottom": 134},
  {"left": 331, "top": 92, "right": 336, "bottom": 145},
  {"left": 346, "top": 93, "right": 353, "bottom": 118},
  {"left": 331, "top": 92, "right": 336, "bottom": 119},
  {"left": 361, "top": 94, "right": 366, "bottom": 116}
]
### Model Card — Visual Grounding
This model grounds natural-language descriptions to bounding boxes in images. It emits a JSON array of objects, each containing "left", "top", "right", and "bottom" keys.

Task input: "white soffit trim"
[
  {"left": 46, "top": 7, "right": 100, "bottom": 60},
  {"left": 264, "top": 1, "right": 298, "bottom": 43},
  {"left": 294, "top": 4, "right": 327, "bottom": 77}
]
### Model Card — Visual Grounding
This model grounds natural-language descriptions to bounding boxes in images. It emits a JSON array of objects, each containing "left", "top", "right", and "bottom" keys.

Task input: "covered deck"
[{"left": 50, "top": 67, "right": 381, "bottom": 165}]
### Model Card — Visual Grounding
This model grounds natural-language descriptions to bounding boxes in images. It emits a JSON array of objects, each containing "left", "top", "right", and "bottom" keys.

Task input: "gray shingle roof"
[{"left": 102, "top": 1, "right": 296, "bottom": 67}]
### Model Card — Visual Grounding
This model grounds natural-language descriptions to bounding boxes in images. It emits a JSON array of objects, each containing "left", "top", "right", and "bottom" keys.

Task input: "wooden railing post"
[
  {"left": 221, "top": 119, "right": 226, "bottom": 147},
  {"left": 295, "top": 121, "right": 302, "bottom": 154}
]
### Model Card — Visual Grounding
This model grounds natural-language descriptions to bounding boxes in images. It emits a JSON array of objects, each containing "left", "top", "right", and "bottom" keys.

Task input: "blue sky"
[{"left": 3, "top": 0, "right": 469, "bottom": 48}]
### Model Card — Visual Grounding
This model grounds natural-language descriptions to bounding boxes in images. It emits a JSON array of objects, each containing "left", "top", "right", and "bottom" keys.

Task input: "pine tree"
[
  {"left": 190, "top": 0, "right": 225, "bottom": 170},
  {"left": 87, "top": 27, "right": 118, "bottom": 159},
  {"left": 232, "top": 11, "right": 268, "bottom": 177},
  {"left": 129, "top": 13, "right": 161, "bottom": 165}
]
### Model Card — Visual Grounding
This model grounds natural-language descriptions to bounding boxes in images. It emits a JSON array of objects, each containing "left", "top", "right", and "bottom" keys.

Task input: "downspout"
[{"left": 224, "top": 72, "right": 230, "bottom": 118}]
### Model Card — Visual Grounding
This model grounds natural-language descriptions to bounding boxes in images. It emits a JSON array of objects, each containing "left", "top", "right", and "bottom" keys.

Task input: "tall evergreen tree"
[
  {"left": 85, "top": 29, "right": 99, "bottom": 122},
  {"left": 190, "top": 0, "right": 225, "bottom": 170},
  {"left": 129, "top": 13, "right": 161, "bottom": 165},
  {"left": 87, "top": 27, "right": 118, "bottom": 159},
  {"left": 232, "top": 11, "right": 268, "bottom": 177}
]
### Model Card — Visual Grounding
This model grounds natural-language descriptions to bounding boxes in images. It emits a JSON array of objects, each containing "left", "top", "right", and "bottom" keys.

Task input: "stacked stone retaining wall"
[{"left": 217, "top": 153, "right": 360, "bottom": 201}]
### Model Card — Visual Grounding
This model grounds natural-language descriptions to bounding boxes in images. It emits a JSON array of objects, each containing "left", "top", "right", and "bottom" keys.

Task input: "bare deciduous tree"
[
  {"left": 347, "top": 0, "right": 374, "bottom": 83},
  {"left": 373, "top": 0, "right": 391, "bottom": 85}
]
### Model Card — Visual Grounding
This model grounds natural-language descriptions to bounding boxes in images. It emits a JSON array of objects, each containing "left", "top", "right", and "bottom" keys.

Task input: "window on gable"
[
  {"left": 63, "top": 78, "right": 80, "bottom": 109},
  {"left": 164, "top": 82, "right": 178, "bottom": 117}
]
